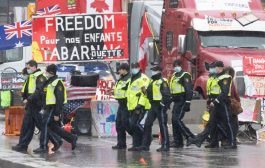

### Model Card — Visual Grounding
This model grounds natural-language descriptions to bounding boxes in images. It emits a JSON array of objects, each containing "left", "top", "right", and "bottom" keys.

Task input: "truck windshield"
[{"left": 199, "top": 31, "right": 265, "bottom": 50}]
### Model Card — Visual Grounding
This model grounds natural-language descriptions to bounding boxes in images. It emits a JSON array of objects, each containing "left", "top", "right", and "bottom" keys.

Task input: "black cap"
[
  {"left": 118, "top": 63, "right": 130, "bottom": 71},
  {"left": 150, "top": 65, "right": 162, "bottom": 71},
  {"left": 205, "top": 61, "right": 216, "bottom": 70},
  {"left": 173, "top": 59, "right": 182, "bottom": 67},
  {"left": 131, "top": 62, "right": 140, "bottom": 68},
  {"left": 215, "top": 61, "right": 224, "bottom": 67},
  {"left": 46, "top": 64, "right": 57, "bottom": 75}
]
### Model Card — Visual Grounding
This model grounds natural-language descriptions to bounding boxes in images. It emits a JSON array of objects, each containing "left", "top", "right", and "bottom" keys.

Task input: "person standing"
[
  {"left": 126, "top": 62, "right": 150, "bottom": 151},
  {"left": 33, "top": 64, "right": 77, "bottom": 153},
  {"left": 12, "top": 60, "right": 61, "bottom": 152},
  {"left": 112, "top": 63, "right": 132, "bottom": 149},
  {"left": 169, "top": 60, "right": 194, "bottom": 148},
  {"left": 137, "top": 65, "right": 171, "bottom": 152}
]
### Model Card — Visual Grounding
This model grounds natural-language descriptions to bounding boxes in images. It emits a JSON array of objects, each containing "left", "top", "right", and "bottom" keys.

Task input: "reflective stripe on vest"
[
  {"left": 46, "top": 79, "right": 67, "bottom": 105},
  {"left": 169, "top": 72, "right": 190, "bottom": 94},
  {"left": 206, "top": 76, "right": 215, "bottom": 96},
  {"left": 209, "top": 74, "right": 232, "bottom": 96},
  {"left": 127, "top": 74, "right": 150, "bottom": 111},
  {"left": 27, "top": 71, "right": 43, "bottom": 94},
  {"left": 114, "top": 78, "right": 130, "bottom": 99},
  {"left": 152, "top": 79, "right": 163, "bottom": 101}
]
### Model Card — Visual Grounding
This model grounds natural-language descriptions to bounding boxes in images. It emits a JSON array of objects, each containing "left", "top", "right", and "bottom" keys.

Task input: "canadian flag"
[
  {"left": 138, "top": 12, "right": 152, "bottom": 73},
  {"left": 87, "top": 0, "right": 122, "bottom": 13}
]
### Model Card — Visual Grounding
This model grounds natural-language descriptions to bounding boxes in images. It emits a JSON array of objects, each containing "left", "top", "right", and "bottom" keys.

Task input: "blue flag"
[{"left": 0, "top": 20, "right": 32, "bottom": 50}]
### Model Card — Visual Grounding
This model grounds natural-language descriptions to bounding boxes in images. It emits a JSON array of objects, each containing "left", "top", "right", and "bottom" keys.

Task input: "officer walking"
[
  {"left": 33, "top": 64, "right": 77, "bottom": 153},
  {"left": 112, "top": 63, "right": 132, "bottom": 149},
  {"left": 137, "top": 65, "right": 171, "bottom": 152},
  {"left": 169, "top": 60, "right": 194, "bottom": 148},
  {"left": 206, "top": 61, "right": 237, "bottom": 149},
  {"left": 12, "top": 60, "right": 61, "bottom": 153},
  {"left": 187, "top": 62, "right": 227, "bottom": 147},
  {"left": 126, "top": 62, "right": 150, "bottom": 151}
]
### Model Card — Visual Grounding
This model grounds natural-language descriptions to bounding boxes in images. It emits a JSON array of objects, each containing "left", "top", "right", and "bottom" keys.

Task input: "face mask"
[
  {"left": 174, "top": 66, "right": 182, "bottom": 73},
  {"left": 209, "top": 68, "right": 216, "bottom": 74},
  {"left": 132, "top": 68, "right": 140, "bottom": 75},
  {"left": 151, "top": 71, "right": 160, "bottom": 76},
  {"left": 45, "top": 73, "right": 53, "bottom": 79},
  {"left": 27, "top": 69, "right": 33, "bottom": 74}
]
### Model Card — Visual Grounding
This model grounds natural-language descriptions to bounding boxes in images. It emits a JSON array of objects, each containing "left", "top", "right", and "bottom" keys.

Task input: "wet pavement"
[{"left": 1, "top": 115, "right": 265, "bottom": 168}]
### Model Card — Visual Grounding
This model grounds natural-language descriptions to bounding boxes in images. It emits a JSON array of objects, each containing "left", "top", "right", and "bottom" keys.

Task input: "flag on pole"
[
  {"left": 138, "top": 12, "right": 152, "bottom": 73},
  {"left": 86, "top": 0, "right": 122, "bottom": 13}
]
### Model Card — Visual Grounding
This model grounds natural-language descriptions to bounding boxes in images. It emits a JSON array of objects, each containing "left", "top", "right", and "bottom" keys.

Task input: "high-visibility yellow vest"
[
  {"left": 0, "top": 90, "right": 11, "bottom": 108},
  {"left": 169, "top": 72, "right": 191, "bottom": 94},
  {"left": 114, "top": 78, "right": 130, "bottom": 99},
  {"left": 208, "top": 74, "right": 232, "bottom": 96},
  {"left": 206, "top": 76, "right": 215, "bottom": 96},
  {"left": 151, "top": 79, "right": 163, "bottom": 101},
  {"left": 22, "top": 71, "right": 43, "bottom": 94},
  {"left": 138, "top": 93, "right": 151, "bottom": 110},
  {"left": 127, "top": 73, "right": 150, "bottom": 111},
  {"left": 46, "top": 79, "right": 67, "bottom": 105}
]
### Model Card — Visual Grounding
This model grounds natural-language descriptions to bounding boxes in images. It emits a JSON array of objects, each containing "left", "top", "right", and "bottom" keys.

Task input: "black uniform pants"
[
  {"left": 115, "top": 100, "right": 132, "bottom": 147},
  {"left": 196, "top": 107, "right": 228, "bottom": 143},
  {"left": 209, "top": 102, "right": 236, "bottom": 146},
  {"left": 172, "top": 98, "right": 194, "bottom": 145},
  {"left": 129, "top": 110, "right": 145, "bottom": 147},
  {"left": 142, "top": 103, "right": 169, "bottom": 148},
  {"left": 18, "top": 104, "right": 60, "bottom": 148},
  {"left": 40, "top": 108, "right": 75, "bottom": 149}
]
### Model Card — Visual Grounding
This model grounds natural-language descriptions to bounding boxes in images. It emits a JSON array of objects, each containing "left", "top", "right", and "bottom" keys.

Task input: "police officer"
[
  {"left": 127, "top": 62, "right": 150, "bottom": 151},
  {"left": 206, "top": 61, "right": 236, "bottom": 149},
  {"left": 112, "top": 63, "right": 132, "bottom": 149},
  {"left": 137, "top": 65, "right": 171, "bottom": 152},
  {"left": 169, "top": 60, "right": 194, "bottom": 148},
  {"left": 33, "top": 64, "right": 77, "bottom": 153},
  {"left": 187, "top": 62, "right": 227, "bottom": 147},
  {"left": 12, "top": 60, "right": 61, "bottom": 153}
]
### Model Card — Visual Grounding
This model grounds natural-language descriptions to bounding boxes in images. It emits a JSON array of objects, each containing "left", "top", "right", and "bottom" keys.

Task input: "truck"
[{"left": 159, "top": 0, "right": 265, "bottom": 99}]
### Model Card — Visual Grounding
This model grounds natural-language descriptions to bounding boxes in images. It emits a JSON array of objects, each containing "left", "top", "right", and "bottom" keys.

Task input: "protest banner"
[
  {"left": 95, "top": 80, "right": 115, "bottom": 100},
  {"left": 243, "top": 56, "right": 265, "bottom": 76},
  {"left": 32, "top": 13, "right": 128, "bottom": 62},
  {"left": 90, "top": 100, "right": 118, "bottom": 137}
]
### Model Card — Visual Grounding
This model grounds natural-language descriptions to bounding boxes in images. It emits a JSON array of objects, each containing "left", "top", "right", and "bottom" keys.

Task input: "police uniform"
[
  {"left": 170, "top": 68, "right": 194, "bottom": 147},
  {"left": 127, "top": 68, "right": 150, "bottom": 151},
  {"left": 140, "top": 66, "right": 171, "bottom": 152},
  {"left": 34, "top": 65, "right": 77, "bottom": 153},
  {"left": 12, "top": 69, "right": 61, "bottom": 152},
  {"left": 207, "top": 69, "right": 236, "bottom": 149},
  {"left": 112, "top": 68, "right": 132, "bottom": 149}
]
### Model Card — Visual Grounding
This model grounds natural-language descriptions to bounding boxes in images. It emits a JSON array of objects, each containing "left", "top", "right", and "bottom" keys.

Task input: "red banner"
[
  {"left": 243, "top": 56, "right": 265, "bottom": 76},
  {"left": 36, "top": 0, "right": 86, "bottom": 15},
  {"left": 32, "top": 13, "right": 128, "bottom": 62}
]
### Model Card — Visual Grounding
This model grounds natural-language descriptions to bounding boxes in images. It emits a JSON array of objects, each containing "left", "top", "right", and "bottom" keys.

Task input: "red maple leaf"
[{"left": 90, "top": 0, "right": 109, "bottom": 12}]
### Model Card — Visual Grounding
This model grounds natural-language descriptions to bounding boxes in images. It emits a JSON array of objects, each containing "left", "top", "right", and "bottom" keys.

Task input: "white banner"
[{"left": 195, "top": 0, "right": 250, "bottom": 11}]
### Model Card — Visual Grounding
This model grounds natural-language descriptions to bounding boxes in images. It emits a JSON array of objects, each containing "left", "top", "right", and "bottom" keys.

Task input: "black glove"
[{"left": 183, "top": 102, "right": 191, "bottom": 112}]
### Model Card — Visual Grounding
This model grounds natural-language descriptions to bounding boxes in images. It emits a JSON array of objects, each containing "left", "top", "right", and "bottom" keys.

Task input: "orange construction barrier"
[{"left": 5, "top": 106, "right": 25, "bottom": 136}]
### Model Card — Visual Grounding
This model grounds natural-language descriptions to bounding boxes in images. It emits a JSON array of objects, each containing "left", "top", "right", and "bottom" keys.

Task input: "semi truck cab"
[{"left": 160, "top": 0, "right": 265, "bottom": 98}]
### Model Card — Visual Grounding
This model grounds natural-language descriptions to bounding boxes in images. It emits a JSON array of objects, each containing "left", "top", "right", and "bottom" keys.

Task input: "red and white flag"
[
  {"left": 138, "top": 13, "right": 152, "bottom": 73},
  {"left": 86, "top": 0, "right": 122, "bottom": 13}
]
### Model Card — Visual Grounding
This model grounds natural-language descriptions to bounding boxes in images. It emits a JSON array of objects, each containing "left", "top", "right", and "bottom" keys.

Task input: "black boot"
[
  {"left": 205, "top": 143, "right": 219, "bottom": 148},
  {"left": 12, "top": 145, "right": 28, "bottom": 153},
  {"left": 112, "top": 145, "right": 127, "bottom": 150},
  {"left": 33, "top": 147, "right": 48, "bottom": 153},
  {"left": 156, "top": 146, "right": 169, "bottom": 152},
  {"left": 52, "top": 141, "right": 63, "bottom": 151},
  {"left": 128, "top": 146, "right": 139, "bottom": 151}
]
